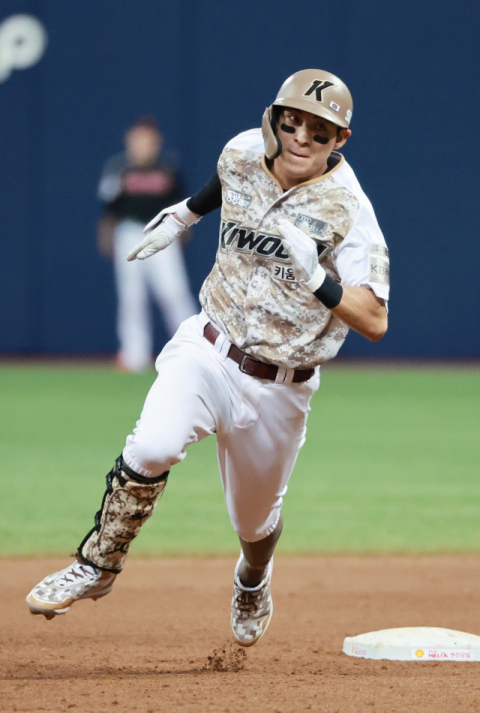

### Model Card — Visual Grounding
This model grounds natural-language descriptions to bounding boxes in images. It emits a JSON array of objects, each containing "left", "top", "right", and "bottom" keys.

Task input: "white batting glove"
[
  {"left": 277, "top": 219, "right": 326, "bottom": 292},
  {"left": 127, "top": 199, "right": 201, "bottom": 261}
]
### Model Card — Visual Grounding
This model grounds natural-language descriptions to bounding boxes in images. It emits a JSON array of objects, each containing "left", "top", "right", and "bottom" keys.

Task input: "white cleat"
[
  {"left": 26, "top": 560, "right": 116, "bottom": 619},
  {"left": 231, "top": 554, "right": 273, "bottom": 647}
]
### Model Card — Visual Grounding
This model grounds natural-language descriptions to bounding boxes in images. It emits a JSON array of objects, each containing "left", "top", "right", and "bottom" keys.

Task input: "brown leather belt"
[{"left": 203, "top": 322, "right": 314, "bottom": 384}]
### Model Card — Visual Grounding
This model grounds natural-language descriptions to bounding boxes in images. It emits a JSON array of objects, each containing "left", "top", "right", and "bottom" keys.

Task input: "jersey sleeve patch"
[
  {"left": 369, "top": 243, "right": 389, "bottom": 259},
  {"left": 369, "top": 242, "right": 390, "bottom": 286}
]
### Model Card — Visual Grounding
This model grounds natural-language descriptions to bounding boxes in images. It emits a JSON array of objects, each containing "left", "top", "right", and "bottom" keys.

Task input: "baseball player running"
[{"left": 27, "top": 69, "right": 389, "bottom": 647}]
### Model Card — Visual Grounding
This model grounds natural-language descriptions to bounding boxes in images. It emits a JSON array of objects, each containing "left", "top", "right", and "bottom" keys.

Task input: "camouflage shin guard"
[{"left": 77, "top": 456, "right": 168, "bottom": 573}]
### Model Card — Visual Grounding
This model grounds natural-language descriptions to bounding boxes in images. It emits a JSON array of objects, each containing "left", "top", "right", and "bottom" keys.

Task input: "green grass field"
[{"left": 1, "top": 362, "right": 479, "bottom": 556}]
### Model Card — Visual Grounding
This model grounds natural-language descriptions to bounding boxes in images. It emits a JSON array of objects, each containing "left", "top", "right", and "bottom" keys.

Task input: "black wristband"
[{"left": 313, "top": 275, "right": 343, "bottom": 309}]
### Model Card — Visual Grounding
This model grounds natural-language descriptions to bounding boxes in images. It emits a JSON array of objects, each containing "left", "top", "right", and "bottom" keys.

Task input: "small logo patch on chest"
[
  {"left": 225, "top": 189, "right": 251, "bottom": 208},
  {"left": 295, "top": 214, "right": 328, "bottom": 238}
]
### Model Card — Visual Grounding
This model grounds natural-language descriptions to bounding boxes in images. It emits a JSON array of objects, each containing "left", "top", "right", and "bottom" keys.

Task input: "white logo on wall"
[{"left": 0, "top": 15, "right": 48, "bottom": 83}]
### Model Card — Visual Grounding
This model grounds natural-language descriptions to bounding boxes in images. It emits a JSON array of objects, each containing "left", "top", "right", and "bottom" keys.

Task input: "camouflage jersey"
[{"left": 199, "top": 128, "right": 390, "bottom": 370}]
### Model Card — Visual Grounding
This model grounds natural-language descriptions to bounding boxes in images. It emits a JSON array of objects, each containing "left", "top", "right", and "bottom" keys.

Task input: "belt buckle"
[{"left": 239, "top": 354, "right": 250, "bottom": 375}]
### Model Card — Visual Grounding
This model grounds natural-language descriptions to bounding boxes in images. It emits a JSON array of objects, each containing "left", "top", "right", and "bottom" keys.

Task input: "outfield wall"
[{"left": 1, "top": 0, "right": 479, "bottom": 358}]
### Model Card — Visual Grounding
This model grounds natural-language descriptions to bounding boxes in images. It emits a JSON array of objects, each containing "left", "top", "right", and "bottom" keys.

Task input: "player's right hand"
[
  {"left": 127, "top": 214, "right": 187, "bottom": 261},
  {"left": 128, "top": 198, "right": 201, "bottom": 261}
]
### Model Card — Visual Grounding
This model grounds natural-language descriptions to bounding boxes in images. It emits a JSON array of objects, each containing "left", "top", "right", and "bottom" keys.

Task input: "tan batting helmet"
[{"left": 262, "top": 69, "right": 353, "bottom": 159}]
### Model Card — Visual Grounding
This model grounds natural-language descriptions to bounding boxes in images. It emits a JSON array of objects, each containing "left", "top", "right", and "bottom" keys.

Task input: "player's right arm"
[{"left": 127, "top": 172, "right": 222, "bottom": 261}]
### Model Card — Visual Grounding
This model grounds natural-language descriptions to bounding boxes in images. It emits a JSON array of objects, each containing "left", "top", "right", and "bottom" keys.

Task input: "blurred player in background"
[{"left": 97, "top": 116, "right": 197, "bottom": 372}]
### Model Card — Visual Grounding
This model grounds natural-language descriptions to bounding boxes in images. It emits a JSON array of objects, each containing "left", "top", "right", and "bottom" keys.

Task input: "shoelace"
[
  {"left": 235, "top": 588, "right": 266, "bottom": 617},
  {"left": 56, "top": 563, "right": 97, "bottom": 586}
]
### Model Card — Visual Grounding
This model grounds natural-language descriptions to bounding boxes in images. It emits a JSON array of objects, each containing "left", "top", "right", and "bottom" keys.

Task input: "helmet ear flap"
[{"left": 262, "top": 105, "right": 282, "bottom": 160}]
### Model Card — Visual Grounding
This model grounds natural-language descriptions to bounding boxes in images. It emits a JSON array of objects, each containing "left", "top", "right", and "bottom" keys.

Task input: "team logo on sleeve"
[
  {"left": 369, "top": 242, "right": 390, "bottom": 285},
  {"left": 369, "top": 243, "right": 389, "bottom": 259}
]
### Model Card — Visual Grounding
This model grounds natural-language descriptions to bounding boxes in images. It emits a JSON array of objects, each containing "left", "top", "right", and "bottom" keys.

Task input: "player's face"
[
  {"left": 125, "top": 127, "right": 163, "bottom": 166},
  {"left": 272, "top": 108, "right": 350, "bottom": 188}
]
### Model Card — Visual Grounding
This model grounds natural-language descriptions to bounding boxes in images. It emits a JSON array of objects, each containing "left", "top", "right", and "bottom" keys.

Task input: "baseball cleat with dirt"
[
  {"left": 26, "top": 561, "right": 116, "bottom": 619},
  {"left": 231, "top": 554, "right": 273, "bottom": 647}
]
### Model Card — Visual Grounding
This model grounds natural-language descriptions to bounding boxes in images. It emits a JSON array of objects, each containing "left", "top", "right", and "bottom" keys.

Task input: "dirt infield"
[{"left": 3, "top": 557, "right": 480, "bottom": 712}]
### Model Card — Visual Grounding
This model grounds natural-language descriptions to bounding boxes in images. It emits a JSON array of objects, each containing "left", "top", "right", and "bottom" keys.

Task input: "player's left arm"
[
  {"left": 277, "top": 219, "right": 388, "bottom": 342},
  {"left": 330, "top": 286, "right": 387, "bottom": 342}
]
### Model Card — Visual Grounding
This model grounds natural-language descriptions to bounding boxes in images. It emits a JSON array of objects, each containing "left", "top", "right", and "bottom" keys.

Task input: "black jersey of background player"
[{"left": 99, "top": 151, "right": 184, "bottom": 224}]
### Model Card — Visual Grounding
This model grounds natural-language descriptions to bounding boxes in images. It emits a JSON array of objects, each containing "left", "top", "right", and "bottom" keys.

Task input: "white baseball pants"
[
  {"left": 113, "top": 219, "right": 197, "bottom": 372},
  {"left": 123, "top": 312, "right": 320, "bottom": 542}
]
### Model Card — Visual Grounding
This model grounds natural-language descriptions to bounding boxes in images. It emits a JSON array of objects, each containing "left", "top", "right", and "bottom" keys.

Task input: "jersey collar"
[{"left": 260, "top": 152, "right": 345, "bottom": 193}]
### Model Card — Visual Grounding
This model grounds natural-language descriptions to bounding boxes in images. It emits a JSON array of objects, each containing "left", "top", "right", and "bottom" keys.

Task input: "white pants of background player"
[
  {"left": 123, "top": 312, "right": 320, "bottom": 542},
  {"left": 114, "top": 219, "right": 197, "bottom": 372}
]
